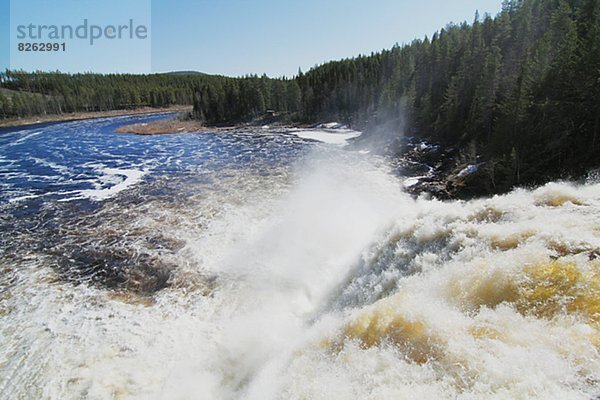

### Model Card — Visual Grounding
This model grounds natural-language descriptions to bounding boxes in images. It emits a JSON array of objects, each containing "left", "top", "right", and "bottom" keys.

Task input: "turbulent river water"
[{"left": 0, "top": 114, "right": 598, "bottom": 399}]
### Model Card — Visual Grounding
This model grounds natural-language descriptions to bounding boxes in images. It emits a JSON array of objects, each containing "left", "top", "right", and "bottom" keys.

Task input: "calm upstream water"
[{"left": 0, "top": 114, "right": 598, "bottom": 399}]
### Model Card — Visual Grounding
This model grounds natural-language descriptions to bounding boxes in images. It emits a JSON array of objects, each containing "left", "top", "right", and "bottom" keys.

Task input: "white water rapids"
[{"left": 0, "top": 118, "right": 598, "bottom": 399}]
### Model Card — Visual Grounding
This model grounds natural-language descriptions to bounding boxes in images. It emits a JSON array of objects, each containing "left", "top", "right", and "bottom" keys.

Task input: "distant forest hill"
[
  {"left": 1, "top": 0, "right": 598, "bottom": 192},
  {"left": 0, "top": 71, "right": 227, "bottom": 116}
]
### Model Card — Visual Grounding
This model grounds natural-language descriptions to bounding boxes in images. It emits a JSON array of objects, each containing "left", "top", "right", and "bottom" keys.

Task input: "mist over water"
[{"left": 1, "top": 115, "right": 598, "bottom": 399}]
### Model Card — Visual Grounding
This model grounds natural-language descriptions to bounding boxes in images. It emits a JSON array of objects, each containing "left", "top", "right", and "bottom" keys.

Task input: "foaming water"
[{"left": 1, "top": 116, "right": 599, "bottom": 399}]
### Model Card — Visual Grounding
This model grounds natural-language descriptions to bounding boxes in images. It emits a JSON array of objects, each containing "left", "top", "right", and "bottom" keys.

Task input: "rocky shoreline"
[{"left": 395, "top": 141, "right": 490, "bottom": 200}]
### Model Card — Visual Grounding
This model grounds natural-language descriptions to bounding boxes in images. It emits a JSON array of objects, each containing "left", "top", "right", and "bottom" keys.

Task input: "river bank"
[
  {"left": 0, "top": 106, "right": 192, "bottom": 129},
  {"left": 114, "top": 110, "right": 302, "bottom": 135},
  {"left": 114, "top": 112, "right": 599, "bottom": 201},
  {"left": 114, "top": 115, "right": 207, "bottom": 135}
]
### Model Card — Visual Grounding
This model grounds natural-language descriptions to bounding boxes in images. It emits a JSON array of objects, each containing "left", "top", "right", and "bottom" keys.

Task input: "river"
[{"left": 0, "top": 114, "right": 598, "bottom": 399}]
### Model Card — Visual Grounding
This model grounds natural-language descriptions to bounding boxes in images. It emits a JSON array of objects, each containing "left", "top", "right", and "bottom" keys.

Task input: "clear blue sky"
[{"left": 1, "top": 0, "right": 503, "bottom": 77}]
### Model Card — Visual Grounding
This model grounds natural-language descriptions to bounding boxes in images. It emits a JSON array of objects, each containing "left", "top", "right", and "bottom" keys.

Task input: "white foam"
[
  {"left": 30, "top": 157, "right": 72, "bottom": 175},
  {"left": 6, "top": 131, "right": 42, "bottom": 147},
  {"left": 61, "top": 168, "right": 146, "bottom": 202},
  {"left": 8, "top": 194, "right": 42, "bottom": 203},
  {"left": 287, "top": 128, "right": 361, "bottom": 146},
  {"left": 403, "top": 176, "right": 422, "bottom": 187},
  {"left": 317, "top": 122, "right": 348, "bottom": 129},
  {"left": 2, "top": 147, "right": 600, "bottom": 399}
]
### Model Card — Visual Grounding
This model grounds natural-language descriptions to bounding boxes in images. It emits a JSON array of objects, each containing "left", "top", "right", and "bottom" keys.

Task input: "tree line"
[
  {"left": 192, "top": 75, "right": 301, "bottom": 124},
  {"left": 0, "top": 71, "right": 199, "bottom": 118},
  {"left": 0, "top": 71, "right": 300, "bottom": 122}
]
